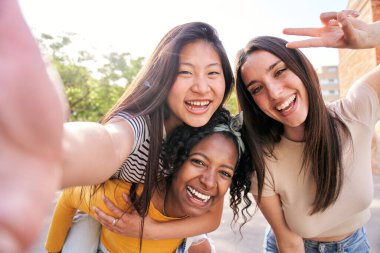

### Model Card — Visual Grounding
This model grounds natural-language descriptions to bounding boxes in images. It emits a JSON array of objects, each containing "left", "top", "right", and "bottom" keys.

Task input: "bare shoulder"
[{"left": 105, "top": 118, "right": 136, "bottom": 160}]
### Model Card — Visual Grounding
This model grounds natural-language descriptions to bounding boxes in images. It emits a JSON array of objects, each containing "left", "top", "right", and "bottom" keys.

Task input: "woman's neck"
[
  {"left": 284, "top": 124, "right": 305, "bottom": 142},
  {"left": 164, "top": 114, "right": 183, "bottom": 136}
]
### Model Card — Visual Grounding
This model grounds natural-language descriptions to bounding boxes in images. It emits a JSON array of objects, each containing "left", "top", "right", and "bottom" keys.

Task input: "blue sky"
[{"left": 20, "top": 0, "right": 348, "bottom": 68}]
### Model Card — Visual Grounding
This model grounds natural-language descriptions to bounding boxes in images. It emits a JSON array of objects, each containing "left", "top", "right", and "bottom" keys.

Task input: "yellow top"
[{"left": 45, "top": 180, "right": 183, "bottom": 253}]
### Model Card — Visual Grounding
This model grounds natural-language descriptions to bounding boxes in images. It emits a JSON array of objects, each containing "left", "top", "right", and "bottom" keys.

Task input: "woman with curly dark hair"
[{"left": 45, "top": 108, "right": 252, "bottom": 253}]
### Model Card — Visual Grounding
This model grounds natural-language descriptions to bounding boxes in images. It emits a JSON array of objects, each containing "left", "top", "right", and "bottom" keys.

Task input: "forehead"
[
  {"left": 179, "top": 40, "right": 220, "bottom": 62},
  {"left": 191, "top": 133, "right": 238, "bottom": 161},
  {"left": 242, "top": 50, "right": 280, "bottom": 70},
  {"left": 241, "top": 50, "right": 282, "bottom": 83}
]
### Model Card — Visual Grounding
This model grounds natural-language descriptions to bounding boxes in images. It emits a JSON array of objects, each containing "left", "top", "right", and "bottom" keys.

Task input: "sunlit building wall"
[
  {"left": 317, "top": 65, "right": 340, "bottom": 102},
  {"left": 339, "top": 0, "right": 380, "bottom": 96}
]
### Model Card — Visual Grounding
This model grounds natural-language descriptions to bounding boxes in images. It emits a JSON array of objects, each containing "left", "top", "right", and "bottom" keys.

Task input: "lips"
[
  {"left": 186, "top": 186, "right": 211, "bottom": 203},
  {"left": 185, "top": 100, "right": 211, "bottom": 113},
  {"left": 276, "top": 94, "right": 296, "bottom": 112}
]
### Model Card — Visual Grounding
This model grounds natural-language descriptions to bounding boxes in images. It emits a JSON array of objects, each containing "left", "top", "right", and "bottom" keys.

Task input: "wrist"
[
  {"left": 368, "top": 21, "right": 380, "bottom": 48},
  {"left": 142, "top": 221, "right": 157, "bottom": 240}
]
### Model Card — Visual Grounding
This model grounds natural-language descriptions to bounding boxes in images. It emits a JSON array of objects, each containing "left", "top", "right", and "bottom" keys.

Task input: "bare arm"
[
  {"left": 61, "top": 119, "right": 135, "bottom": 188},
  {"left": 358, "top": 64, "right": 380, "bottom": 100},
  {"left": 93, "top": 194, "right": 223, "bottom": 239},
  {"left": 284, "top": 10, "right": 380, "bottom": 49},
  {"left": 143, "top": 200, "right": 223, "bottom": 239},
  {"left": 0, "top": 0, "right": 65, "bottom": 251},
  {"left": 256, "top": 195, "right": 304, "bottom": 253}
]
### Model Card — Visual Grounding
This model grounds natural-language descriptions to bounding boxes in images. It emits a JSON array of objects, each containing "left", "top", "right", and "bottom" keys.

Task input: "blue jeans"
[
  {"left": 62, "top": 213, "right": 101, "bottom": 253},
  {"left": 264, "top": 226, "right": 371, "bottom": 253}
]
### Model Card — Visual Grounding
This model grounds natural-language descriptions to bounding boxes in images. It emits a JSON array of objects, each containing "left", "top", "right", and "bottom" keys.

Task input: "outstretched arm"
[
  {"left": 61, "top": 118, "right": 135, "bottom": 188},
  {"left": 284, "top": 10, "right": 380, "bottom": 49},
  {"left": 93, "top": 194, "right": 223, "bottom": 239},
  {"left": 358, "top": 64, "right": 380, "bottom": 100},
  {"left": 0, "top": 0, "right": 66, "bottom": 252}
]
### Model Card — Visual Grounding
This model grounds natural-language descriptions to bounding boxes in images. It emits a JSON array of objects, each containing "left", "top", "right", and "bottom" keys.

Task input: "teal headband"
[{"left": 213, "top": 112, "right": 245, "bottom": 159}]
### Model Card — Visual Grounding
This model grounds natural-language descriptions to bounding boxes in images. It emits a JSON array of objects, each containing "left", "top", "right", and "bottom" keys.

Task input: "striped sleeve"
[{"left": 111, "top": 112, "right": 150, "bottom": 183}]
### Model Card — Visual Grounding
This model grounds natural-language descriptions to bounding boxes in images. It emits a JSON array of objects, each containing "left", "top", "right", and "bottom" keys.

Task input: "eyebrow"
[
  {"left": 189, "top": 153, "right": 235, "bottom": 171},
  {"left": 179, "top": 62, "right": 221, "bottom": 68},
  {"left": 245, "top": 59, "right": 282, "bottom": 88}
]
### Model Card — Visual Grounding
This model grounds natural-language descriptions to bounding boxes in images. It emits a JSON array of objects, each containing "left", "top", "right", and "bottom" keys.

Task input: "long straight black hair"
[{"left": 101, "top": 22, "right": 234, "bottom": 217}]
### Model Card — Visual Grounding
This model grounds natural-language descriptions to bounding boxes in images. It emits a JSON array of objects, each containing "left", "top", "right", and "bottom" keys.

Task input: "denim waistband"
[{"left": 303, "top": 227, "right": 367, "bottom": 253}]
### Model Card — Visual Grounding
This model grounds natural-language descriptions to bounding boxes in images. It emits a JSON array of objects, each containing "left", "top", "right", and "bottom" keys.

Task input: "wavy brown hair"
[{"left": 235, "top": 36, "right": 351, "bottom": 214}]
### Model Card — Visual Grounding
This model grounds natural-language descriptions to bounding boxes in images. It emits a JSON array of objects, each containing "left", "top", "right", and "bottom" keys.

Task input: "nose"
[
  {"left": 267, "top": 81, "right": 283, "bottom": 100},
  {"left": 200, "top": 170, "right": 217, "bottom": 190},
  {"left": 191, "top": 75, "right": 211, "bottom": 94}
]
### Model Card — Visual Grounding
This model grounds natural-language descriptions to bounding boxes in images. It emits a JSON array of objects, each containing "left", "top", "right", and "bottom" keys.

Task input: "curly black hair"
[{"left": 162, "top": 107, "right": 254, "bottom": 232}]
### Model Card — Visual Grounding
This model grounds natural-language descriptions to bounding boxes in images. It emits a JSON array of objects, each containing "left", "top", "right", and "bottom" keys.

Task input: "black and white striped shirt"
[{"left": 111, "top": 111, "right": 164, "bottom": 183}]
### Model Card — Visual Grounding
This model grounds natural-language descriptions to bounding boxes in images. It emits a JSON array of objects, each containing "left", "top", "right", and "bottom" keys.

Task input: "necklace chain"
[{"left": 162, "top": 190, "right": 168, "bottom": 216}]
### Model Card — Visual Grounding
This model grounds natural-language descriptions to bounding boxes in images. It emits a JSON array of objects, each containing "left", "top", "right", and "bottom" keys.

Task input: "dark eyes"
[
  {"left": 178, "top": 70, "right": 191, "bottom": 75},
  {"left": 190, "top": 158, "right": 233, "bottom": 179},
  {"left": 177, "top": 70, "right": 221, "bottom": 76},
  {"left": 274, "top": 68, "right": 287, "bottom": 77},
  {"left": 190, "top": 158, "right": 205, "bottom": 167},
  {"left": 248, "top": 68, "right": 288, "bottom": 95},
  {"left": 219, "top": 170, "right": 232, "bottom": 178},
  {"left": 250, "top": 85, "right": 263, "bottom": 95}
]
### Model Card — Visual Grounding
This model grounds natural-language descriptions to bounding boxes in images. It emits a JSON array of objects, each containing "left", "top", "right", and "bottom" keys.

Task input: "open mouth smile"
[
  {"left": 186, "top": 186, "right": 211, "bottom": 203},
  {"left": 276, "top": 95, "right": 296, "bottom": 112},
  {"left": 185, "top": 100, "right": 211, "bottom": 112}
]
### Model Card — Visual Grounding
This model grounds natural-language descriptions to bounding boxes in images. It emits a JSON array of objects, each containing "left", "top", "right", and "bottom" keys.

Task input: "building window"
[
  {"left": 320, "top": 79, "right": 329, "bottom": 85},
  {"left": 322, "top": 90, "right": 339, "bottom": 96},
  {"left": 327, "top": 67, "right": 337, "bottom": 73}
]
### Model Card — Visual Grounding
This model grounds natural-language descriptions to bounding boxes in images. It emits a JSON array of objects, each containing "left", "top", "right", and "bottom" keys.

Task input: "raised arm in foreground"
[{"left": 0, "top": 0, "right": 66, "bottom": 252}]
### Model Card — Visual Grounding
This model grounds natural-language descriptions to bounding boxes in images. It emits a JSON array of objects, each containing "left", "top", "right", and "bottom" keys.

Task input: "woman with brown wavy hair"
[{"left": 235, "top": 10, "right": 380, "bottom": 253}]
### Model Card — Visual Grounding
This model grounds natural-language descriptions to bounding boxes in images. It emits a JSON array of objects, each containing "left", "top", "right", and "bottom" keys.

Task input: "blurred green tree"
[{"left": 39, "top": 33, "right": 144, "bottom": 121}]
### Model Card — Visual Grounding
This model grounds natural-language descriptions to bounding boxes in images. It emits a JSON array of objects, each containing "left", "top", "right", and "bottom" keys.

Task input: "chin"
[
  {"left": 186, "top": 209, "right": 208, "bottom": 217},
  {"left": 185, "top": 117, "right": 209, "bottom": 128}
]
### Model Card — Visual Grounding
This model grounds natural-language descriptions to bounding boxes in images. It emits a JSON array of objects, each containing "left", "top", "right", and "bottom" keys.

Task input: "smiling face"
[
  {"left": 240, "top": 50, "right": 309, "bottom": 141},
  {"left": 166, "top": 40, "right": 226, "bottom": 130},
  {"left": 166, "top": 133, "right": 238, "bottom": 218}
]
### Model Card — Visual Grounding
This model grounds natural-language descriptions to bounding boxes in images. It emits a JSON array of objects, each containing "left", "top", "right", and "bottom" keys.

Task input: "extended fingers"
[
  {"left": 283, "top": 27, "right": 320, "bottom": 37},
  {"left": 286, "top": 38, "right": 325, "bottom": 49},
  {"left": 102, "top": 195, "right": 125, "bottom": 217},
  {"left": 93, "top": 206, "right": 116, "bottom": 226},
  {"left": 93, "top": 206, "right": 123, "bottom": 233}
]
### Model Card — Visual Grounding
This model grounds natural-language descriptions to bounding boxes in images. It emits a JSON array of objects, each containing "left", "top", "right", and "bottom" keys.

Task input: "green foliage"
[
  {"left": 38, "top": 33, "right": 240, "bottom": 121},
  {"left": 225, "top": 90, "right": 239, "bottom": 115},
  {"left": 39, "top": 33, "right": 144, "bottom": 122}
]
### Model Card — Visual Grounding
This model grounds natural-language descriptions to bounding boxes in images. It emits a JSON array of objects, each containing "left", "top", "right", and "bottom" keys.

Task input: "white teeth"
[
  {"left": 186, "top": 100, "right": 210, "bottom": 106},
  {"left": 186, "top": 186, "right": 210, "bottom": 202},
  {"left": 276, "top": 95, "right": 296, "bottom": 111}
]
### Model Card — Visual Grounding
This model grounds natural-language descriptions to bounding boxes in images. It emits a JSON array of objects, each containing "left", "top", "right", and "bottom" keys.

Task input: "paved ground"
[{"left": 29, "top": 174, "right": 380, "bottom": 252}]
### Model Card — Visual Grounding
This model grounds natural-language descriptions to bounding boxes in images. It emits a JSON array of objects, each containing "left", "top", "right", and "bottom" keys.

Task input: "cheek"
[
  {"left": 217, "top": 181, "right": 231, "bottom": 197},
  {"left": 166, "top": 85, "right": 183, "bottom": 111},
  {"left": 168, "top": 85, "right": 180, "bottom": 100},
  {"left": 212, "top": 79, "right": 226, "bottom": 101},
  {"left": 168, "top": 78, "right": 190, "bottom": 99},
  {"left": 252, "top": 96, "right": 268, "bottom": 112}
]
